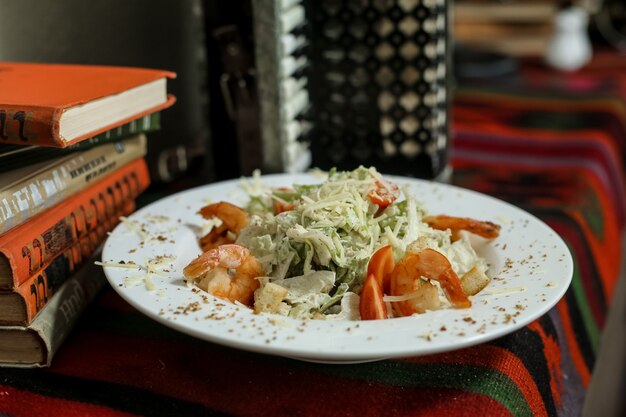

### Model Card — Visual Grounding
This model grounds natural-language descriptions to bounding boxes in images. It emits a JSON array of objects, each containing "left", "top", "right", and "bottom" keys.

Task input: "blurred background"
[
  {"left": 0, "top": 1, "right": 624, "bottom": 415},
  {"left": 1, "top": 0, "right": 623, "bottom": 185}
]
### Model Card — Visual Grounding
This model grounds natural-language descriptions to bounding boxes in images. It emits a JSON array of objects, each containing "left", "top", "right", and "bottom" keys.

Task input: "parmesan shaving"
[
  {"left": 119, "top": 216, "right": 151, "bottom": 241},
  {"left": 123, "top": 275, "right": 145, "bottom": 288},
  {"left": 482, "top": 286, "right": 525, "bottom": 295},
  {"left": 201, "top": 217, "right": 223, "bottom": 236},
  {"left": 383, "top": 288, "right": 428, "bottom": 302},
  {"left": 240, "top": 169, "right": 269, "bottom": 197},
  {"left": 383, "top": 293, "right": 418, "bottom": 303},
  {"left": 146, "top": 214, "right": 170, "bottom": 223},
  {"left": 95, "top": 261, "right": 143, "bottom": 270},
  {"left": 145, "top": 256, "right": 174, "bottom": 277},
  {"left": 495, "top": 215, "right": 512, "bottom": 226},
  {"left": 144, "top": 274, "right": 156, "bottom": 291}
]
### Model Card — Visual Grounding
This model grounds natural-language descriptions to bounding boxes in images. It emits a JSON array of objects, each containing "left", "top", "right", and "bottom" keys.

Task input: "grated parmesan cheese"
[
  {"left": 118, "top": 216, "right": 151, "bottom": 241},
  {"left": 95, "top": 260, "right": 143, "bottom": 270},
  {"left": 144, "top": 274, "right": 156, "bottom": 291},
  {"left": 123, "top": 275, "right": 145, "bottom": 288},
  {"left": 482, "top": 286, "right": 526, "bottom": 295}
]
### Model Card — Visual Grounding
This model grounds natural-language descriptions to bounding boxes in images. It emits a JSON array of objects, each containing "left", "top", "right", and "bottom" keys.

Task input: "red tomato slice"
[
  {"left": 359, "top": 273, "right": 388, "bottom": 320},
  {"left": 368, "top": 181, "right": 399, "bottom": 209},
  {"left": 273, "top": 200, "right": 295, "bottom": 214},
  {"left": 367, "top": 245, "right": 395, "bottom": 294}
]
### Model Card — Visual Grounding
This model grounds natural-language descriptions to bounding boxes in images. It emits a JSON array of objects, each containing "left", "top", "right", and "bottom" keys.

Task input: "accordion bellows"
[{"left": 253, "top": 0, "right": 450, "bottom": 179}]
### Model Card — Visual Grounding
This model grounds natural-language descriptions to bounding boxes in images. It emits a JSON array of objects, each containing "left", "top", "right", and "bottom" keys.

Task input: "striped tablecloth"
[{"left": 1, "top": 56, "right": 625, "bottom": 417}]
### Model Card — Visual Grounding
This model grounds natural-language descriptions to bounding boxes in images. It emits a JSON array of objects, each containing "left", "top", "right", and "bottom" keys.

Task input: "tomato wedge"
[
  {"left": 367, "top": 245, "right": 395, "bottom": 294},
  {"left": 359, "top": 273, "right": 388, "bottom": 320},
  {"left": 273, "top": 200, "right": 295, "bottom": 214},
  {"left": 368, "top": 180, "right": 399, "bottom": 209}
]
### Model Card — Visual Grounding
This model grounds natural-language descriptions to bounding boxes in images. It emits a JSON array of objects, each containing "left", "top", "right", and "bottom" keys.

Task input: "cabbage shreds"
[{"left": 236, "top": 166, "right": 442, "bottom": 320}]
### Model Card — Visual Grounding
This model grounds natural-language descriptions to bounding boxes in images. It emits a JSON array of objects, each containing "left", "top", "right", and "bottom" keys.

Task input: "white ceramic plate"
[{"left": 101, "top": 173, "right": 573, "bottom": 363}]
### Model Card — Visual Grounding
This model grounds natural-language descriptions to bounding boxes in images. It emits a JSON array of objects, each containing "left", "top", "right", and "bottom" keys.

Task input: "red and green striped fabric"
[{"left": 1, "top": 58, "right": 625, "bottom": 416}]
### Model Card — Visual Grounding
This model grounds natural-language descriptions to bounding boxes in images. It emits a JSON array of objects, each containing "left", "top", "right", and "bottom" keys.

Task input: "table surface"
[{"left": 1, "top": 52, "right": 626, "bottom": 417}]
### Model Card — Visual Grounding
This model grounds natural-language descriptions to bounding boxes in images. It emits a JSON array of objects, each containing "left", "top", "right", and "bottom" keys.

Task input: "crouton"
[
  {"left": 460, "top": 266, "right": 490, "bottom": 296},
  {"left": 254, "top": 282, "right": 288, "bottom": 314}
]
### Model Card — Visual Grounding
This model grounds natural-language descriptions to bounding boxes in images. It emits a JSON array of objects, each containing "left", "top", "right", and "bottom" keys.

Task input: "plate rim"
[{"left": 101, "top": 172, "right": 574, "bottom": 362}]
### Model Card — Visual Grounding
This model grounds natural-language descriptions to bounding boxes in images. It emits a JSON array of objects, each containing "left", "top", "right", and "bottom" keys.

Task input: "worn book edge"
[
  {"left": 0, "top": 201, "right": 134, "bottom": 325},
  {"left": 0, "top": 62, "right": 175, "bottom": 146},
  {"left": 0, "top": 252, "right": 107, "bottom": 368},
  {"left": 0, "top": 112, "right": 160, "bottom": 173},
  {"left": 0, "top": 134, "right": 147, "bottom": 234},
  {"left": 0, "top": 158, "right": 150, "bottom": 289}
]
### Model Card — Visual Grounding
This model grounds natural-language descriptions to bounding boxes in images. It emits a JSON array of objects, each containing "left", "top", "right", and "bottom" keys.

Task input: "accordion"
[{"left": 253, "top": 0, "right": 451, "bottom": 180}]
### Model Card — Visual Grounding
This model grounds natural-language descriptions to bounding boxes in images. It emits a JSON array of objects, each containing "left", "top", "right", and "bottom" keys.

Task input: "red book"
[
  {"left": 0, "top": 158, "right": 150, "bottom": 290},
  {"left": 0, "top": 62, "right": 175, "bottom": 147},
  {"left": 0, "top": 202, "right": 134, "bottom": 325}
]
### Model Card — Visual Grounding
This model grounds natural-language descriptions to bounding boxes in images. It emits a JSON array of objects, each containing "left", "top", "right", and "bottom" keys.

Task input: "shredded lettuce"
[{"left": 236, "top": 166, "right": 476, "bottom": 320}]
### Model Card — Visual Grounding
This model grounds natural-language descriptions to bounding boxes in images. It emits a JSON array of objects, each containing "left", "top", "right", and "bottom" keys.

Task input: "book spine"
[
  {"left": 0, "top": 106, "right": 60, "bottom": 146},
  {"left": 0, "top": 113, "right": 160, "bottom": 174},
  {"left": 0, "top": 134, "right": 147, "bottom": 234},
  {"left": 0, "top": 158, "right": 150, "bottom": 289},
  {"left": 1, "top": 202, "right": 134, "bottom": 325},
  {"left": 15, "top": 255, "right": 108, "bottom": 367}
]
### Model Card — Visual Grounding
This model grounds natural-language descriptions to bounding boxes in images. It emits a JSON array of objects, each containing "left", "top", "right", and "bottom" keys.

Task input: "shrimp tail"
[
  {"left": 423, "top": 215, "right": 501, "bottom": 240},
  {"left": 198, "top": 202, "right": 249, "bottom": 251}
]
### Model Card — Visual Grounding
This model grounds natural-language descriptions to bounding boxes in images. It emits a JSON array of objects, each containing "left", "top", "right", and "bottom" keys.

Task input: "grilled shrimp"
[
  {"left": 198, "top": 202, "right": 249, "bottom": 251},
  {"left": 389, "top": 248, "right": 471, "bottom": 316},
  {"left": 423, "top": 215, "right": 501, "bottom": 241},
  {"left": 183, "top": 244, "right": 264, "bottom": 306}
]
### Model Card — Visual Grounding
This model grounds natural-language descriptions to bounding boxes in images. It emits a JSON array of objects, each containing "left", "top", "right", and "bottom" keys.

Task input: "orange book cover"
[
  {"left": 0, "top": 158, "right": 150, "bottom": 290},
  {"left": 0, "top": 62, "right": 176, "bottom": 147},
  {"left": 0, "top": 201, "right": 134, "bottom": 325}
]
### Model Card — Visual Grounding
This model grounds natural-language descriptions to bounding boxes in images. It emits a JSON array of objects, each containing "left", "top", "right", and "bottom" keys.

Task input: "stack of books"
[{"left": 0, "top": 62, "right": 175, "bottom": 367}]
